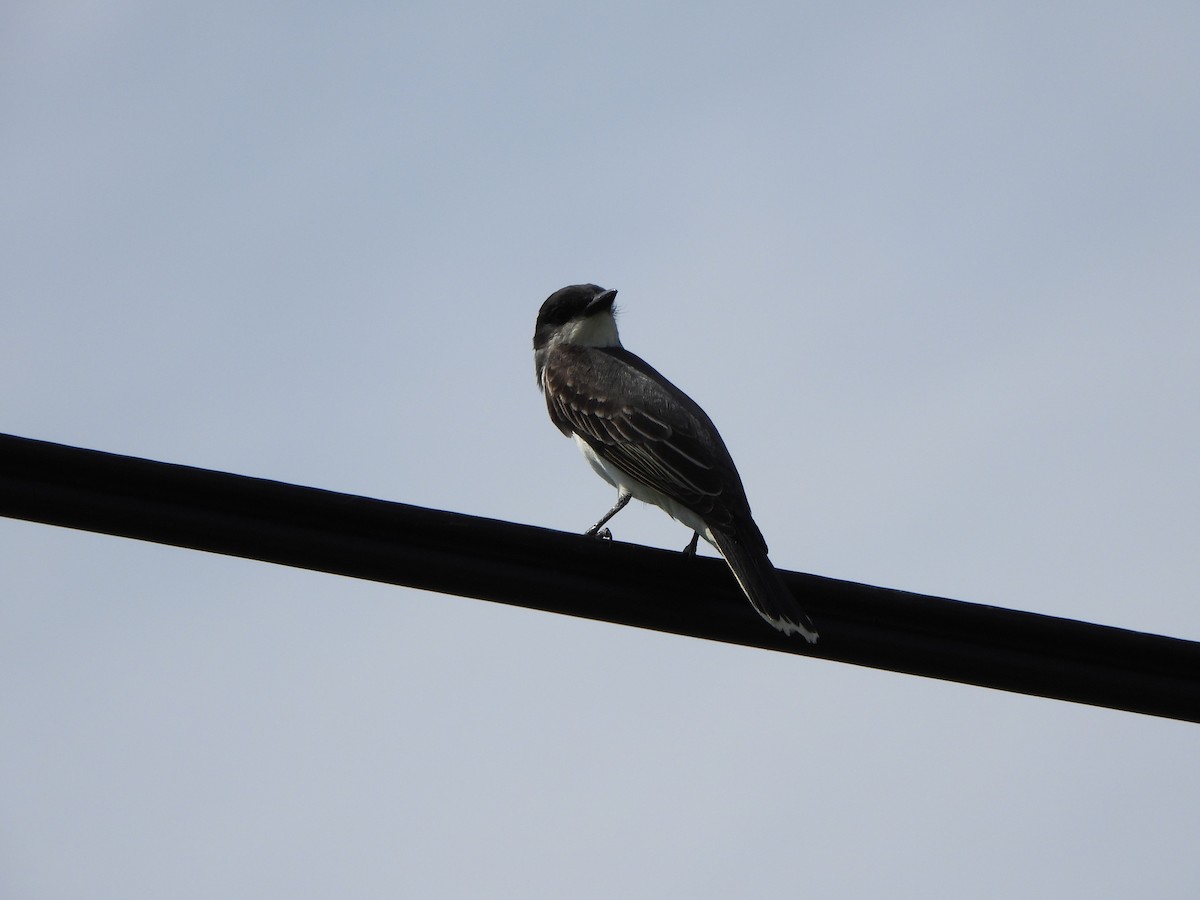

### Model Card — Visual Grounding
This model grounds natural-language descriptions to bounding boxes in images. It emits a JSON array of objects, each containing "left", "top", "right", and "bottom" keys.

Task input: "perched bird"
[{"left": 533, "top": 283, "right": 818, "bottom": 642}]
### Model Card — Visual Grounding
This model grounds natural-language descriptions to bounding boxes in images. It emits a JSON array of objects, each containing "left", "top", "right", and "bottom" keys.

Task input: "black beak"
[{"left": 586, "top": 288, "right": 618, "bottom": 314}]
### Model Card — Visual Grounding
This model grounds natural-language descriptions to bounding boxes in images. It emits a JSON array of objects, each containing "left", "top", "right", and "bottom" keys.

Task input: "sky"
[{"left": 2, "top": 2, "right": 1199, "bottom": 897}]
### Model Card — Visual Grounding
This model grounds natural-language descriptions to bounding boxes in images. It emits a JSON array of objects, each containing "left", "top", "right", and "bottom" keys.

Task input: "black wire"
[{"left": 2, "top": 431, "right": 1197, "bottom": 722}]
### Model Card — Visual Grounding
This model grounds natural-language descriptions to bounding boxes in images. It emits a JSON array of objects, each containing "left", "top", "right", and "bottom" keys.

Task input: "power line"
[{"left": 2, "top": 431, "right": 1198, "bottom": 723}]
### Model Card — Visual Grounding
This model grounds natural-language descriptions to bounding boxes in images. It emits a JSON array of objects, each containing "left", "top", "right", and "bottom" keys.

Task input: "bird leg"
[
  {"left": 585, "top": 490, "right": 631, "bottom": 539},
  {"left": 682, "top": 532, "right": 700, "bottom": 557}
]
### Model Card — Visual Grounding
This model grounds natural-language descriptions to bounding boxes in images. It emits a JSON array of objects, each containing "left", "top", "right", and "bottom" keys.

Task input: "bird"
[{"left": 533, "top": 283, "right": 818, "bottom": 642}]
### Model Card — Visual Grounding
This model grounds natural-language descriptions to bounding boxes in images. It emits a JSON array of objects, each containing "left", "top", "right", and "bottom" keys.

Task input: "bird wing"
[{"left": 541, "top": 344, "right": 752, "bottom": 533}]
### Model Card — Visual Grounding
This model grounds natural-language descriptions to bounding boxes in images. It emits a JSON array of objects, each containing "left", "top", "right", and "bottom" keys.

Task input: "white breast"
[{"left": 573, "top": 434, "right": 715, "bottom": 546}]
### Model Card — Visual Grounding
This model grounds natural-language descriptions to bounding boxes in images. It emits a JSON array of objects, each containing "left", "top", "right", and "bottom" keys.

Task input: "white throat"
[{"left": 561, "top": 310, "right": 621, "bottom": 348}]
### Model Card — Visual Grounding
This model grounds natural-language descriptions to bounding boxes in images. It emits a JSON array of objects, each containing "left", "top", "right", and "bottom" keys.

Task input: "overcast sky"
[{"left": 3, "top": 3, "right": 1199, "bottom": 898}]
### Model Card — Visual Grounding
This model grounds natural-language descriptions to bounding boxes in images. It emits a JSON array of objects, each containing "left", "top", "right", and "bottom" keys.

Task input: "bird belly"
[{"left": 572, "top": 434, "right": 714, "bottom": 544}]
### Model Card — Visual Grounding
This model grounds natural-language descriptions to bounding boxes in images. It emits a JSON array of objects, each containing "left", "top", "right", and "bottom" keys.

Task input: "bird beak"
[{"left": 587, "top": 289, "right": 618, "bottom": 315}]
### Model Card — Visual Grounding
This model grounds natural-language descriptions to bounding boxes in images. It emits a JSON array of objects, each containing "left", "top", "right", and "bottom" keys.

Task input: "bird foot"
[{"left": 682, "top": 532, "right": 700, "bottom": 556}]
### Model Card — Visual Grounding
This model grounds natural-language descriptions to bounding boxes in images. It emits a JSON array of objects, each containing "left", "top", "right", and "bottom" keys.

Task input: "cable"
[{"left": 2, "top": 431, "right": 1197, "bottom": 722}]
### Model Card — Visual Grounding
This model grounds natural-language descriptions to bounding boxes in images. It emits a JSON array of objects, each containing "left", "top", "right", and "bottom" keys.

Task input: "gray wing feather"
[{"left": 542, "top": 344, "right": 751, "bottom": 532}]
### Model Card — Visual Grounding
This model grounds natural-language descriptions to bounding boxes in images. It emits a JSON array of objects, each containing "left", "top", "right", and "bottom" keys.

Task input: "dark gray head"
[{"left": 533, "top": 284, "right": 619, "bottom": 351}]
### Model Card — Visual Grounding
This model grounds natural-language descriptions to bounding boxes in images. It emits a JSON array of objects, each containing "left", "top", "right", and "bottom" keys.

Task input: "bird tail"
[{"left": 710, "top": 529, "right": 819, "bottom": 643}]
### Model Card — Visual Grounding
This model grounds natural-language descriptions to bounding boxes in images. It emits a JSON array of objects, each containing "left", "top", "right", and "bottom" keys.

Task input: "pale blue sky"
[{"left": 3, "top": 3, "right": 1199, "bottom": 897}]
